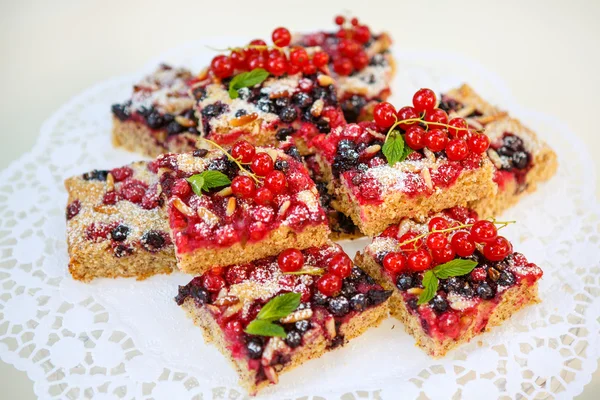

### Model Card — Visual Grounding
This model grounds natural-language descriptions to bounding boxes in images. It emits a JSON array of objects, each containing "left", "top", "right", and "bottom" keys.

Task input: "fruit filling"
[
  {"left": 175, "top": 243, "right": 391, "bottom": 385},
  {"left": 157, "top": 141, "right": 327, "bottom": 253},
  {"left": 365, "top": 207, "right": 542, "bottom": 342},
  {"left": 111, "top": 64, "right": 200, "bottom": 137},
  {"left": 313, "top": 89, "right": 492, "bottom": 204}
]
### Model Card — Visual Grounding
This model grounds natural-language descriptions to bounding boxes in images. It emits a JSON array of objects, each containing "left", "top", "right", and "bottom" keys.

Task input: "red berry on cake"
[
  {"left": 396, "top": 106, "right": 419, "bottom": 129},
  {"left": 405, "top": 126, "right": 426, "bottom": 150},
  {"left": 333, "top": 57, "right": 353, "bottom": 76},
  {"left": 470, "top": 220, "right": 498, "bottom": 243},
  {"left": 426, "top": 232, "right": 448, "bottom": 251},
  {"left": 231, "top": 140, "right": 256, "bottom": 163},
  {"left": 424, "top": 108, "right": 448, "bottom": 127},
  {"left": 407, "top": 249, "right": 433, "bottom": 272},
  {"left": 231, "top": 176, "right": 256, "bottom": 198},
  {"left": 264, "top": 170, "right": 287, "bottom": 193},
  {"left": 448, "top": 117, "right": 468, "bottom": 137},
  {"left": 312, "top": 51, "right": 329, "bottom": 67},
  {"left": 278, "top": 248, "right": 304, "bottom": 272},
  {"left": 450, "top": 231, "right": 476, "bottom": 257},
  {"left": 289, "top": 48, "right": 309, "bottom": 66},
  {"left": 468, "top": 133, "right": 491, "bottom": 154},
  {"left": 483, "top": 236, "right": 513, "bottom": 261},
  {"left": 334, "top": 15, "right": 345, "bottom": 25},
  {"left": 250, "top": 153, "right": 274, "bottom": 176},
  {"left": 328, "top": 253, "right": 353, "bottom": 278},
  {"left": 412, "top": 88, "right": 437, "bottom": 113},
  {"left": 445, "top": 139, "right": 469, "bottom": 161},
  {"left": 428, "top": 217, "right": 449, "bottom": 232},
  {"left": 383, "top": 252, "right": 407, "bottom": 274},
  {"left": 425, "top": 129, "right": 448, "bottom": 152},
  {"left": 317, "top": 273, "right": 342, "bottom": 296},
  {"left": 203, "top": 273, "right": 226, "bottom": 292},
  {"left": 211, "top": 55, "right": 234, "bottom": 79},
  {"left": 272, "top": 27, "right": 291, "bottom": 47},
  {"left": 254, "top": 187, "right": 274, "bottom": 205},
  {"left": 373, "top": 102, "right": 397, "bottom": 128}
]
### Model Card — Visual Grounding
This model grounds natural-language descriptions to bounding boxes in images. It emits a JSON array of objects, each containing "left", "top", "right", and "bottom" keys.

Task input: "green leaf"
[
  {"left": 382, "top": 130, "right": 407, "bottom": 166},
  {"left": 244, "top": 320, "right": 287, "bottom": 338},
  {"left": 228, "top": 68, "right": 269, "bottom": 99},
  {"left": 433, "top": 259, "right": 478, "bottom": 279},
  {"left": 186, "top": 171, "right": 231, "bottom": 196},
  {"left": 418, "top": 270, "right": 439, "bottom": 305},
  {"left": 256, "top": 292, "right": 301, "bottom": 322}
]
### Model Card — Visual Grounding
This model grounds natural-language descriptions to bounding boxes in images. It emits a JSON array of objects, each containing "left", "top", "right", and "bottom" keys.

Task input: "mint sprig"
[
  {"left": 244, "top": 292, "right": 301, "bottom": 337},
  {"left": 187, "top": 171, "right": 231, "bottom": 196},
  {"left": 382, "top": 130, "right": 413, "bottom": 166},
  {"left": 417, "top": 259, "right": 477, "bottom": 305},
  {"left": 228, "top": 68, "right": 269, "bottom": 99}
]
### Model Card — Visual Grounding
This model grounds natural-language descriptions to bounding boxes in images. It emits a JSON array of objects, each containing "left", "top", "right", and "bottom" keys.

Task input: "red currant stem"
[
  {"left": 198, "top": 138, "right": 261, "bottom": 183},
  {"left": 206, "top": 44, "right": 286, "bottom": 53},
  {"left": 383, "top": 117, "right": 485, "bottom": 143},
  {"left": 283, "top": 267, "right": 324, "bottom": 276},
  {"left": 395, "top": 219, "right": 516, "bottom": 251}
]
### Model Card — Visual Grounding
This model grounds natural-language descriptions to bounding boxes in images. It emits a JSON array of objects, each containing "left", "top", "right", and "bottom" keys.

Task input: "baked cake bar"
[
  {"left": 65, "top": 162, "right": 176, "bottom": 281},
  {"left": 439, "top": 84, "right": 558, "bottom": 217},
  {"left": 175, "top": 242, "right": 391, "bottom": 394},
  {"left": 156, "top": 142, "right": 330, "bottom": 274},
  {"left": 111, "top": 64, "right": 200, "bottom": 157},
  {"left": 356, "top": 206, "right": 543, "bottom": 357}
]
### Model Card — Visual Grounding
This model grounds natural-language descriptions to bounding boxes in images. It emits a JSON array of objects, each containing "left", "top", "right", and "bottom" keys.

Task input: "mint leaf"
[
  {"left": 244, "top": 320, "right": 287, "bottom": 338},
  {"left": 228, "top": 68, "right": 269, "bottom": 99},
  {"left": 433, "top": 259, "right": 477, "bottom": 279},
  {"left": 186, "top": 171, "right": 231, "bottom": 196},
  {"left": 256, "top": 292, "right": 301, "bottom": 321},
  {"left": 382, "top": 130, "right": 406, "bottom": 166},
  {"left": 418, "top": 270, "right": 439, "bottom": 305}
]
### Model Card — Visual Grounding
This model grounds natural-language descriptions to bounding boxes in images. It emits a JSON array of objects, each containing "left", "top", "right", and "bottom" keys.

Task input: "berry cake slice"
[
  {"left": 175, "top": 242, "right": 391, "bottom": 394},
  {"left": 295, "top": 15, "right": 395, "bottom": 123},
  {"left": 156, "top": 141, "right": 330, "bottom": 274},
  {"left": 439, "top": 84, "right": 558, "bottom": 217},
  {"left": 355, "top": 206, "right": 543, "bottom": 357},
  {"left": 111, "top": 64, "right": 201, "bottom": 158},
  {"left": 65, "top": 162, "right": 176, "bottom": 282},
  {"left": 312, "top": 89, "right": 498, "bottom": 236}
]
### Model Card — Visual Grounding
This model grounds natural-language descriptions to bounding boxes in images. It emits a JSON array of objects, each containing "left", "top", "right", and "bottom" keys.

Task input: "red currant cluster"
[
  {"left": 374, "top": 88, "right": 491, "bottom": 161},
  {"left": 229, "top": 140, "right": 287, "bottom": 204},
  {"left": 381, "top": 218, "right": 513, "bottom": 275},
  {"left": 331, "top": 15, "right": 372, "bottom": 76},
  {"left": 210, "top": 27, "right": 330, "bottom": 79}
]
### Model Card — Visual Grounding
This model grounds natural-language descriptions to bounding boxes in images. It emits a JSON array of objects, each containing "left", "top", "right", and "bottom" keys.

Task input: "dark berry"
[
  {"left": 193, "top": 149, "right": 208, "bottom": 157},
  {"left": 276, "top": 127, "right": 294, "bottom": 141},
  {"left": 274, "top": 159, "right": 289, "bottom": 172},
  {"left": 461, "top": 282, "right": 475, "bottom": 297},
  {"left": 396, "top": 274, "right": 414, "bottom": 291},
  {"left": 430, "top": 295, "right": 448, "bottom": 313},
  {"left": 340, "top": 281, "right": 357, "bottom": 298},
  {"left": 114, "top": 244, "right": 133, "bottom": 258},
  {"left": 275, "top": 97, "right": 290, "bottom": 109},
  {"left": 316, "top": 119, "right": 330, "bottom": 133},
  {"left": 294, "top": 320, "right": 311, "bottom": 333},
  {"left": 141, "top": 230, "right": 167, "bottom": 252},
  {"left": 208, "top": 156, "right": 238, "bottom": 179},
  {"left": 285, "top": 330, "right": 302, "bottom": 348},
  {"left": 166, "top": 121, "right": 184, "bottom": 136},
  {"left": 367, "top": 289, "right": 392, "bottom": 306},
  {"left": 442, "top": 276, "right": 463, "bottom": 293},
  {"left": 312, "top": 291, "right": 328, "bottom": 306},
  {"left": 189, "top": 285, "right": 209, "bottom": 304},
  {"left": 350, "top": 293, "right": 368, "bottom": 311},
  {"left": 498, "top": 271, "right": 515, "bottom": 286},
  {"left": 146, "top": 111, "right": 165, "bottom": 129},
  {"left": 328, "top": 296, "right": 350, "bottom": 317},
  {"left": 66, "top": 200, "right": 81, "bottom": 220},
  {"left": 201, "top": 102, "right": 226, "bottom": 118},
  {"left": 256, "top": 98, "right": 273, "bottom": 113},
  {"left": 340, "top": 95, "right": 367, "bottom": 123},
  {"left": 285, "top": 146, "right": 302, "bottom": 161},
  {"left": 174, "top": 285, "right": 190, "bottom": 305},
  {"left": 329, "top": 335, "right": 344, "bottom": 349},
  {"left": 111, "top": 103, "right": 129, "bottom": 121},
  {"left": 292, "top": 92, "right": 313, "bottom": 108},
  {"left": 476, "top": 282, "right": 494, "bottom": 300},
  {"left": 235, "top": 109, "right": 248, "bottom": 117},
  {"left": 110, "top": 224, "right": 129, "bottom": 242},
  {"left": 82, "top": 169, "right": 109, "bottom": 181},
  {"left": 512, "top": 151, "right": 529, "bottom": 169},
  {"left": 279, "top": 106, "right": 298, "bottom": 123},
  {"left": 246, "top": 338, "right": 263, "bottom": 359},
  {"left": 349, "top": 266, "right": 366, "bottom": 282}
]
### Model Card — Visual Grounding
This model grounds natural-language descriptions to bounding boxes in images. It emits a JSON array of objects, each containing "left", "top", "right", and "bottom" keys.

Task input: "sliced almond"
[
  {"left": 264, "top": 366, "right": 279, "bottom": 384},
  {"left": 206, "top": 304, "right": 220, "bottom": 314},
  {"left": 215, "top": 187, "right": 233, "bottom": 197},
  {"left": 478, "top": 112, "right": 507, "bottom": 125},
  {"left": 423, "top": 148, "right": 436, "bottom": 164},
  {"left": 197, "top": 206, "right": 220, "bottom": 225},
  {"left": 230, "top": 112, "right": 258, "bottom": 127},
  {"left": 92, "top": 204, "right": 118, "bottom": 215},
  {"left": 407, "top": 288, "right": 423, "bottom": 295},
  {"left": 456, "top": 105, "right": 476, "bottom": 118},
  {"left": 196, "top": 68, "right": 209, "bottom": 81},
  {"left": 280, "top": 309, "right": 313, "bottom": 324},
  {"left": 175, "top": 115, "right": 196, "bottom": 127},
  {"left": 396, "top": 218, "right": 413, "bottom": 238},
  {"left": 263, "top": 148, "right": 279, "bottom": 162},
  {"left": 364, "top": 144, "right": 381, "bottom": 155},
  {"left": 310, "top": 99, "right": 324, "bottom": 117},
  {"left": 261, "top": 337, "right": 288, "bottom": 366},
  {"left": 172, "top": 198, "right": 195, "bottom": 217},
  {"left": 222, "top": 302, "right": 243, "bottom": 318},
  {"left": 213, "top": 295, "right": 239, "bottom": 307},
  {"left": 278, "top": 200, "right": 291, "bottom": 216},
  {"left": 466, "top": 119, "right": 483, "bottom": 131},
  {"left": 487, "top": 149, "right": 504, "bottom": 169},
  {"left": 421, "top": 167, "right": 433, "bottom": 190},
  {"left": 325, "top": 315, "right": 336, "bottom": 339},
  {"left": 226, "top": 197, "right": 236, "bottom": 217},
  {"left": 106, "top": 173, "right": 115, "bottom": 192},
  {"left": 317, "top": 74, "right": 335, "bottom": 87}
]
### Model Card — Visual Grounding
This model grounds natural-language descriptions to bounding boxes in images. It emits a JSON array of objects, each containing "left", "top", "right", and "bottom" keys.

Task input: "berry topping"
[
  {"left": 264, "top": 170, "right": 287, "bottom": 193},
  {"left": 251, "top": 153, "right": 274, "bottom": 176},
  {"left": 483, "top": 236, "right": 513, "bottom": 261},
  {"left": 373, "top": 102, "right": 397, "bottom": 128},
  {"left": 412, "top": 88, "right": 437, "bottom": 113},
  {"left": 445, "top": 139, "right": 469, "bottom": 161},
  {"left": 383, "top": 252, "right": 407, "bottom": 274},
  {"left": 66, "top": 200, "right": 81, "bottom": 220},
  {"left": 328, "top": 296, "right": 350, "bottom": 317},
  {"left": 110, "top": 224, "right": 129, "bottom": 242},
  {"left": 272, "top": 27, "right": 292, "bottom": 47},
  {"left": 203, "top": 274, "right": 226, "bottom": 292},
  {"left": 317, "top": 273, "right": 342, "bottom": 297},
  {"left": 470, "top": 220, "right": 498, "bottom": 243},
  {"left": 211, "top": 55, "right": 234, "bottom": 79},
  {"left": 277, "top": 248, "right": 304, "bottom": 272},
  {"left": 231, "top": 140, "right": 256, "bottom": 163},
  {"left": 231, "top": 176, "right": 256, "bottom": 198},
  {"left": 246, "top": 338, "right": 263, "bottom": 359},
  {"left": 141, "top": 230, "right": 168, "bottom": 252},
  {"left": 328, "top": 253, "right": 353, "bottom": 278},
  {"left": 407, "top": 249, "right": 433, "bottom": 272},
  {"left": 450, "top": 231, "right": 476, "bottom": 257}
]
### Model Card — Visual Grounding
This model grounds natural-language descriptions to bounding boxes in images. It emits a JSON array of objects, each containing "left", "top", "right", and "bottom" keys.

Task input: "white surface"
[{"left": 2, "top": 0, "right": 600, "bottom": 399}]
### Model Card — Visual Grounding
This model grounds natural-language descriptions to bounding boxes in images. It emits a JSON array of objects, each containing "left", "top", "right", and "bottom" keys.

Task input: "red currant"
[
  {"left": 278, "top": 248, "right": 304, "bottom": 272},
  {"left": 231, "top": 140, "right": 255, "bottom": 163},
  {"left": 230, "top": 50, "right": 247, "bottom": 70},
  {"left": 445, "top": 138, "right": 469, "bottom": 161},
  {"left": 335, "top": 15, "right": 345, "bottom": 25},
  {"left": 438, "top": 312, "right": 460, "bottom": 338},
  {"left": 398, "top": 232, "right": 423, "bottom": 251},
  {"left": 448, "top": 117, "right": 468, "bottom": 137},
  {"left": 267, "top": 57, "right": 287, "bottom": 76},
  {"left": 333, "top": 57, "right": 353, "bottom": 76},
  {"left": 264, "top": 170, "right": 286, "bottom": 193},
  {"left": 383, "top": 252, "right": 407, "bottom": 274},
  {"left": 426, "top": 232, "right": 448, "bottom": 251},
  {"left": 248, "top": 55, "right": 266, "bottom": 70},
  {"left": 373, "top": 102, "right": 397, "bottom": 128},
  {"left": 290, "top": 48, "right": 309, "bottom": 66},
  {"left": 450, "top": 231, "right": 475, "bottom": 257},
  {"left": 272, "top": 27, "right": 291, "bottom": 47},
  {"left": 287, "top": 63, "right": 301, "bottom": 75},
  {"left": 254, "top": 187, "right": 274, "bottom": 205},
  {"left": 470, "top": 267, "right": 487, "bottom": 282},
  {"left": 483, "top": 236, "right": 512, "bottom": 261},
  {"left": 250, "top": 153, "right": 274, "bottom": 176},
  {"left": 432, "top": 244, "right": 455, "bottom": 263},
  {"left": 412, "top": 88, "right": 437, "bottom": 113},
  {"left": 381, "top": 225, "right": 399, "bottom": 239},
  {"left": 338, "top": 38, "right": 360, "bottom": 57},
  {"left": 312, "top": 51, "right": 329, "bottom": 67},
  {"left": 211, "top": 55, "right": 234, "bottom": 79},
  {"left": 231, "top": 176, "right": 255, "bottom": 198},
  {"left": 468, "top": 133, "right": 490, "bottom": 154},
  {"left": 425, "top": 129, "right": 448, "bottom": 152},
  {"left": 470, "top": 220, "right": 497, "bottom": 243},
  {"left": 428, "top": 217, "right": 449, "bottom": 232},
  {"left": 171, "top": 179, "right": 191, "bottom": 198},
  {"left": 249, "top": 39, "right": 267, "bottom": 46},
  {"left": 407, "top": 249, "right": 433, "bottom": 272},
  {"left": 111, "top": 166, "right": 133, "bottom": 182},
  {"left": 424, "top": 108, "right": 448, "bottom": 128},
  {"left": 317, "top": 273, "right": 342, "bottom": 296},
  {"left": 225, "top": 320, "right": 243, "bottom": 334},
  {"left": 329, "top": 253, "right": 353, "bottom": 278},
  {"left": 203, "top": 274, "right": 225, "bottom": 292},
  {"left": 396, "top": 106, "right": 419, "bottom": 130},
  {"left": 302, "top": 61, "right": 317, "bottom": 75},
  {"left": 351, "top": 17, "right": 359, "bottom": 26},
  {"left": 405, "top": 126, "right": 426, "bottom": 150},
  {"left": 353, "top": 25, "right": 371, "bottom": 43},
  {"left": 352, "top": 51, "right": 369, "bottom": 71}
]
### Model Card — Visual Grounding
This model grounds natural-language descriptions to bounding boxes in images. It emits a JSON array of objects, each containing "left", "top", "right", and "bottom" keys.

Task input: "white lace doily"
[{"left": 1, "top": 38, "right": 599, "bottom": 399}]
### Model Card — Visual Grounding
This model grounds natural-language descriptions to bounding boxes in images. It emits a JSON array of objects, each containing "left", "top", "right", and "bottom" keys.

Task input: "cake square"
[
  {"left": 355, "top": 206, "right": 543, "bottom": 357},
  {"left": 156, "top": 142, "right": 331, "bottom": 275},
  {"left": 295, "top": 17, "right": 395, "bottom": 123},
  {"left": 175, "top": 242, "right": 391, "bottom": 394},
  {"left": 65, "top": 161, "right": 176, "bottom": 281},
  {"left": 111, "top": 64, "right": 201, "bottom": 158},
  {"left": 439, "top": 84, "right": 558, "bottom": 217},
  {"left": 312, "top": 122, "right": 497, "bottom": 236}
]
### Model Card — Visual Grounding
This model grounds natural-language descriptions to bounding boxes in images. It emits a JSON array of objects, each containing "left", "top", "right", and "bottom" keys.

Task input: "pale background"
[{"left": 1, "top": 0, "right": 599, "bottom": 398}]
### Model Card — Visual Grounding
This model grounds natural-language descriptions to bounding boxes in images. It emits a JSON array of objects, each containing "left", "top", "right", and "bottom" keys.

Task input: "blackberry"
[
  {"left": 341, "top": 95, "right": 367, "bottom": 123},
  {"left": 340, "top": 281, "right": 357, "bottom": 298},
  {"left": 208, "top": 156, "right": 238, "bottom": 179},
  {"left": 357, "top": 163, "right": 369, "bottom": 172},
  {"left": 461, "top": 282, "right": 475, "bottom": 297},
  {"left": 193, "top": 149, "right": 208, "bottom": 157},
  {"left": 146, "top": 111, "right": 165, "bottom": 129},
  {"left": 337, "top": 139, "right": 356, "bottom": 154},
  {"left": 442, "top": 276, "right": 464, "bottom": 293},
  {"left": 285, "top": 146, "right": 302, "bottom": 161},
  {"left": 110, "top": 225, "right": 129, "bottom": 242},
  {"left": 438, "top": 97, "right": 462, "bottom": 114},
  {"left": 316, "top": 119, "right": 330, "bottom": 133},
  {"left": 294, "top": 320, "right": 311, "bottom": 333},
  {"left": 312, "top": 291, "right": 328, "bottom": 306},
  {"left": 114, "top": 244, "right": 133, "bottom": 258},
  {"left": 174, "top": 285, "right": 190, "bottom": 305},
  {"left": 166, "top": 121, "right": 184, "bottom": 136},
  {"left": 189, "top": 285, "right": 209, "bottom": 305},
  {"left": 201, "top": 102, "right": 226, "bottom": 118},
  {"left": 237, "top": 87, "right": 251, "bottom": 100},
  {"left": 292, "top": 92, "right": 313, "bottom": 108},
  {"left": 285, "top": 330, "right": 302, "bottom": 348},
  {"left": 430, "top": 295, "right": 448, "bottom": 313},
  {"left": 369, "top": 54, "right": 386, "bottom": 67},
  {"left": 312, "top": 86, "right": 326, "bottom": 99},
  {"left": 279, "top": 106, "right": 298, "bottom": 123},
  {"left": 329, "top": 335, "right": 344, "bottom": 349},
  {"left": 328, "top": 296, "right": 350, "bottom": 317},
  {"left": 82, "top": 169, "right": 109, "bottom": 181},
  {"left": 476, "top": 283, "right": 494, "bottom": 300},
  {"left": 235, "top": 109, "right": 247, "bottom": 117},
  {"left": 396, "top": 274, "right": 414, "bottom": 291},
  {"left": 141, "top": 230, "right": 166, "bottom": 252},
  {"left": 512, "top": 151, "right": 529, "bottom": 169},
  {"left": 302, "top": 109, "right": 317, "bottom": 123},
  {"left": 503, "top": 135, "right": 524, "bottom": 152},
  {"left": 274, "top": 159, "right": 289, "bottom": 172},
  {"left": 349, "top": 266, "right": 366, "bottom": 282},
  {"left": 498, "top": 271, "right": 515, "bottom": 286},
  {"left": 111, "top": 103, "right": 130, "bottom": 121},
  {"left": 367, "top": 289, "right": 392, "bottom": 306},
  {"left": 246, "top": 338, "right": 263, "bottom": 359},
  {"left": 256, "top": 98, "right": 273, "bottom": 113},
  {"left": 406, "top": 298, "right": 418, "bottom": 311},
  {"left": 350, "top": 293, "right": 368, "bottom": 311},
  {"left": 275, "top": 97, "right": 290, "bottom": 109},
  {"left": 276, "top": 127, "right": 294, "bottom": 141}
]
